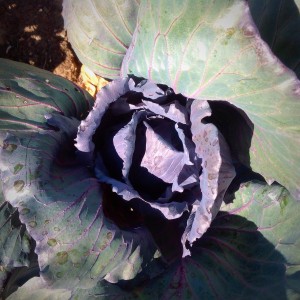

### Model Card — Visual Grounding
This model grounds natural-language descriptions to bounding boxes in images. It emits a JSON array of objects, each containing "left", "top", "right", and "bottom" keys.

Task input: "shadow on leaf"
[{"left": 127, "top": 213, "right": 287, "bottom": 300}]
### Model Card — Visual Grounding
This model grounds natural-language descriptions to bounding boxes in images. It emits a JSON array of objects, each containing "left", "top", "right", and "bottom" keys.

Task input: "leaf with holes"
[{"left": 0, "top": 117, "right": 164, "bottom": 292}]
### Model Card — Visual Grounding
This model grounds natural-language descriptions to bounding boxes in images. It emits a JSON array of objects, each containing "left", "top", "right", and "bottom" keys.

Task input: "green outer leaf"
[
  {"left": 5, "top": 181, "right": 299, "bottom": 299},
  {"left": 0, "top": 124, "right": 163, "bottom": 290},
  {"left": 248, "top": 0, "right": 300, "bottom": 78},
  {"left": 0, "top": 58, "right": 94, "bottom": 131},
  {"left": 1, "top": 259, "right": 40, "bottom": 299},
  {"left": 121, "top": 0, "right": 300, "bottom": 199},
  {"left": 0, "top": 180, "right": 6, "bottom": 291},
  {"left": 0, "top": 176, "right": 4, "bottom": 206},
  {"left": 63, "top": 0, "right": 140, "bottom": 78},
  {"left": 7, "top": 277, "right": 71, "bottom": 300},
  {"left": 122, "top": 182, "right": 299, "bottom": 299},
  {"left": 0, "top": 196, "right": 32, "bottom": 291},
  {"left": 70, "top": 280, "right": 129, "bottom": 300},
  {"left": 221, "top": 181, "right": 300, "bottom": 297},
  {"left": 7, "top": 276, "right": 130, "bottom": 300}
]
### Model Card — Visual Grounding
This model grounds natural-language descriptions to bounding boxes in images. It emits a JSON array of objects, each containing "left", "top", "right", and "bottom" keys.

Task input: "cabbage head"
[{"left": 1, "top": 0, "right": 300, "bottom": 299}]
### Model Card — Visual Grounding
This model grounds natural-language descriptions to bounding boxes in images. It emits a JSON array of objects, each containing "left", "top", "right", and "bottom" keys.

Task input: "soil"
[{"left": 0, "top": 0, "right": 82, "bottom": 84}]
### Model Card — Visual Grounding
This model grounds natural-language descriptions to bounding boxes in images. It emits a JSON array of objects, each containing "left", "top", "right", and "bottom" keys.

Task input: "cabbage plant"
[{"left": 1, "top": 0, "right": 300, "bottom": 299}]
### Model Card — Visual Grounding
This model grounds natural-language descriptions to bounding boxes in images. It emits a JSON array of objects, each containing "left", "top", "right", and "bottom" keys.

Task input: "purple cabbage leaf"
[
  {"left": 121, "top": 182, "right": 300, "bottom": 299},
  {"left": 0, "top": 61, "right": 237, "bottom": 297},
  {"left": 5, "top": 182, "right": 300, "bottom": 299},
  {"left": 0, "top": 119, "right": 164, "bottom": 290},
  {"left": 75, "top": 77, "right": 236, "bottom": 257},
  {"left": 1, "top": 0, "right": 300, "bottom": 298},
  {"left": 0, "top": 60, "right": 163, "bottom": 294},
  {"left": 121, "top": 0, "right": 300, "bottom": 200}
]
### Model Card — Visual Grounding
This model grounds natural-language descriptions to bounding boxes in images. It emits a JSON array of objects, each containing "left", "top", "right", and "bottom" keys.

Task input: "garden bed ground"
[{"left": 0, "top": 0, "right": 82, "bottom": 85}]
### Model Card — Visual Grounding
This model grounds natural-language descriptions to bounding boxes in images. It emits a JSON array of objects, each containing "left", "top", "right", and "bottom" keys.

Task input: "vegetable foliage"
[{"left": 0, "top": 0, "right": 300, "bottom": 299}]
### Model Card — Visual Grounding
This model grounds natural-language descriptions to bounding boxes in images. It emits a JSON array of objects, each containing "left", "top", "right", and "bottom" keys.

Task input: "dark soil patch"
[{"left": 0, "top": 0, "right": 82, "bottom": 83}]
